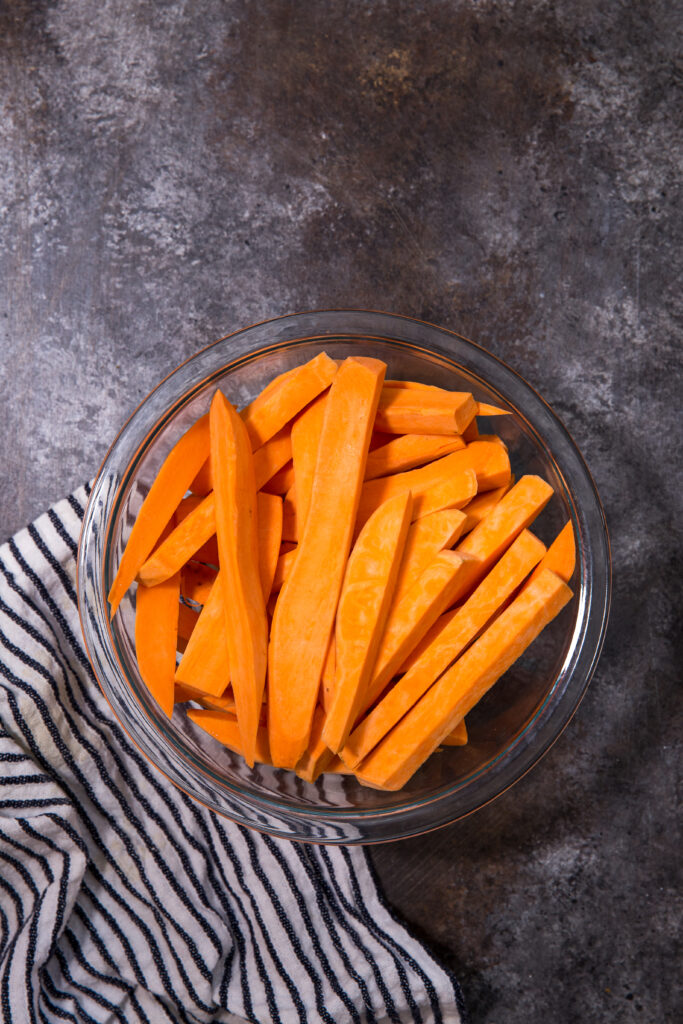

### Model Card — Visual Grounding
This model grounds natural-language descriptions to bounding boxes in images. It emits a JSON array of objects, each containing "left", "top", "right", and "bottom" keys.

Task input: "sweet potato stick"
[
  {"left": 375, "top": 387, "right": 476, "bottom": 435},
  {"left": 296, "top": 707, "right": 335, "bottom": 782},
  {"left": 363, "top": 550, "right": 473, "bottom": 712},
  {"left": 340, "top": 529, "right": 547, "bottom": 768},
  {"left": 135, "top": 571, "right": 179, "bottom": 718},
  {"left": 442, "top": 719, "right": 468, "bottom": 746},
  {"left": 108, "top": 414, "right": 210, "bottom": 615},
  {"left": 291, "top": 392, "right": 327, "bottom": 534},
  {"left": 174, "top": 684, "right": 235, "bottom": 712},
  {"left": 323, "top": 491, "right": 413, "bottom": 753},
  {"left": 355, "top": 570, "right": 572, "bottom": 790},
  {"left": 460, "top": 482, "right": 512, "bottom": 535},
  {"left": 175, "top": 577, "right": 230, "bottom": 697},
  {"left": 257, "top": 492, "right": 283, "bottom": 598},
  {"left": 364, "top": 434, "right": 465, "bottom": 480},
  {"left": 261, "top": 462, "right": 295, "bottom": 495},
  {"left": 525, "top": 521, "right": 576, "bottom": 587},
  {"left": 138, "top": 493, "right": 216, "bottom": 586},
  {"left": 391, "top": 509, "right": 467, "bottom": 607},
  {"left": 356, "top": 441, "right": 510, "bottom": 531},
  {"left": 241, "top": 351, "right": 337, "bottom": 449},
  {"left": 476, "top": 402, "right": 510, "bottom": 417},
  {"left": 188, "top": 709, "right": 271, "bottom": 764},
  {"left": 268, "top": 357, "right": 386, "bottom": 768},
  {"left": 210, "top": 391, "right": 268, "bottom": 767}
]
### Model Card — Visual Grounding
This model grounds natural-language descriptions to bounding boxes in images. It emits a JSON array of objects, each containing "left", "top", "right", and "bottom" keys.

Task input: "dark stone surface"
[{"left": 1, "top": 1, "right": 680, "bottom": 1021}]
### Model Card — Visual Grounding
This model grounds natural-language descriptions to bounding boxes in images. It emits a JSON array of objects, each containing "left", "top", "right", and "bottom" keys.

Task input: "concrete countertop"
[{"left": 1, "top": 2, "right": 679, "bottom": 1021}]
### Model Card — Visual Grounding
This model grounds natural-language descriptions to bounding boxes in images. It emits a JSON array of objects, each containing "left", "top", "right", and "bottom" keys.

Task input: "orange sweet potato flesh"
[
  {"left": 108, "top": 414, "right": 210, "bottom": 615},
  {"left": 210, "top": 391, "right": 268, "bottom": 767},
  {"left": 191, "top": 425, "right": 293, "bottom": 496},
  {"left": 340, "top": 529, "right": 547, "bottom": 768},
  {"left": 375, "top": 387, "right": 476, "bottom": 435},
  {"left": 281, "top": 488, "right": 298, "bottom": 542},
  {"left": 442, "top": 719, "right": 468, "bottom": 746},
  {"left": 460, "top": 481, "right": 512, "bottom": 535},
  {"left": 174, "top": 683, "right": 235, "bottom": 712},
  {"left": 175, "top": 576, "right": 230, "bottom": 696},
  {"left": 364, "top": 434, "right": 465, "bottom": 480},
  {"left": 362, "top": 550, "right": 473, "bottom": 714},
  {"left": 138, "top": 489, "right": 281, "bottom": 591},
  {"left": 180, "top": 562, "right": 216, "bottom": 605},
  {"left": 451, "top": 475, "right": 553, "bottom": 603},
  {"left": 296, "top": 706, "right": 335, "bottom": 782},
  {"left": 526, "top": 521, "right": 576, "bottom": 587},
  {"left": 257, "top": 491, "right": 284, "bottom": 598},
  {"left": 137, "top": 492, "right": 216, "bottom": 586},
  {"left": 240, "top": 351, "right": 337, "bottom": 449},
  {"left": 357, "top": 441, "right": 510, "bottom": 530},
  {"left": 187, "top": 709, "right": 271, "bottom": 764},
  {"left": 323, "top": 490, "right": 413, "bottom": 753},
  {"left": 476, "top": 402, "right": 510, "bottom": 417},
  {"left": 177, "top": 601, "right": 199, "bottom": 649},
  {"left": 135, "top": 571, "right": 180, "bottom": 718},
  {"left": 261, "top": 461, "right": 295, "bottom": 495},
  {"left": 267, "top": 356, "right": 386, "bottom": 768},
  {"left": 291, "top": 392, "right": 327, "bottom": 535},
  {"left": 391, "top": 508, "right": 467, "bottom": 608},
  {"left": 355, "top": 569, "right": 573, "bottom": 790},
  {"left": 190, "top": 457, "right": 214, "bottom": 496},
  {"left": 252, "top": 427, "right": 293, "bottom": 489},
  {"left": 321, "top": 633, "right": 336, "bottom": 712},
  {"left": 461, "top": 417, "right": 479, "bottom": 444},
  {"left": 271, "top": 546, "right": 297, "bottom": 594}
]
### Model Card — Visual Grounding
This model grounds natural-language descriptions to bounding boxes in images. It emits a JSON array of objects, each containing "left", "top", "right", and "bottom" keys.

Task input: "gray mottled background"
[{"left": 1, "top": 1, "right": 681, "bottom": 1021}]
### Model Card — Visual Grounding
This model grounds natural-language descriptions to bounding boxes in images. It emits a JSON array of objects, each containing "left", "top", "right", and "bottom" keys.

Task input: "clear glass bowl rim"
[{"left": 77, "top": 310, "right": 611, "bottom": 844}]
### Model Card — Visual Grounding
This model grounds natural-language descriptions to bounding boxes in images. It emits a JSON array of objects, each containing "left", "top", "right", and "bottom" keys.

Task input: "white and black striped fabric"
[{"left": 0, "top": 485, "right": 466, "bottom": 1024}]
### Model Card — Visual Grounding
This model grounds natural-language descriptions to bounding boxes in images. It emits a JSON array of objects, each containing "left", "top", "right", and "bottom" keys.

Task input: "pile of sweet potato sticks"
[{"left": 108, "top": 353, "right": 575, "bottom": 790}]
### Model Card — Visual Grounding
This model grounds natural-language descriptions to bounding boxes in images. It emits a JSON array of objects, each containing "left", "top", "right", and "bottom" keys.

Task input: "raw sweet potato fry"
[
  {"left": 261, "top": 462, "right": 295, "bottom": 495},
  {"left": 460, "top": 481, "right": 512, "bottom": 535},
  {"left": 321, "top": 634, "right": 336, "bottom": 713},
  {"left": 442, "top": 719, "right": 468, "bottom": 746},
  {"left": 364, "top": 434, "right": 465, "bottom": 480},
  {"left": 188, "top": 709, "right": 272, "bottom": 764},
  {"left": 362, "top": 550, "right": 473, "bottom": 713},
  {"left": 291, "top": 392, "right": 328, "bottom": 534},
  {"left": 175, "top": 577, "right": 230, "bottom": 697},
  {"left": 138, "top": 492, "right": 216, "bottom": 586},
  {"left": 296, "top": 707, "right": 335, "bottom": 782},
  {"left": 268, "top": 356, "right": 386, "bottom": 768},
  {"left": 323, "top": 491, "right": 413, "bottom": 753},
  {"left": 241, "top": 351, "right": 337, "bottom": 449},
  {"left": 257, "top": 491, "right": 284, "bottom": 598},
  {"left": 476, "top": 402, "right": 510, "bottom": 417},
  {"left": 135, "top": 569, "right": 180, "bottom": 718},
  {"left": 180, "top": 562, "right": 216, "bottom": 605},
  {"left": 340, "top": 529, "right": 547, "bottom": 768},
  {"left": 391, "top": 508, "right": 467, "bottom": 608},
  {"left": 174, "top": 683, "right": 235, "bottom": 712},
  {"left": 525, "top": 521, "right": 576, "bottom": 587},
  {"left": 375, "top": 387, "right": 476, "bottom": 436},
  {"left": 108, "top": 414, "right": 210, "bottom": 615},
  {"left": 177, "top": 602, "right": 200, "bottom": 650},
  {"left": 356, "top": 441, "right": 510, "bottom": 531},
  {"left": 210, "top": 391, "right": 268, "bottom": 767},
  {"left": 354, "top": 569, "right": 572, "bottom": 790}
]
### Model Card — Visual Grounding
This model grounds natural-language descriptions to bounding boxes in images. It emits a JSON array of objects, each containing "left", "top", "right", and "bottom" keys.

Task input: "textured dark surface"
[{"left": 1, "top": 1, "right": 681, "bottom": 1022}]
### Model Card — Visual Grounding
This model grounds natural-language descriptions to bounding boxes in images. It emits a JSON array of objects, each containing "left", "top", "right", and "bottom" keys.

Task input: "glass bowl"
[{"left": 78, "top": 311, "right": 610, "bottom": 844}]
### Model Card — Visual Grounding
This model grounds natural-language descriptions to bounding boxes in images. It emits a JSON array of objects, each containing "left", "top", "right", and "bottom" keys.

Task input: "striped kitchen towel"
[{"left": 0, "top": 485, "right": 467, "bottom": 1024}]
